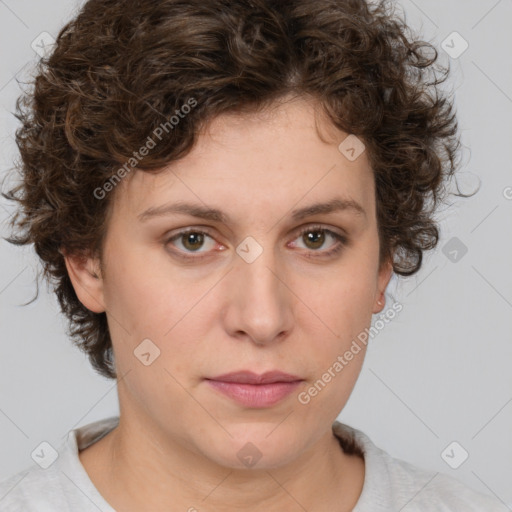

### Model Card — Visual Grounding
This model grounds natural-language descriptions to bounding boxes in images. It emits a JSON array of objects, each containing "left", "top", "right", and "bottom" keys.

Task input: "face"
[{"left": 67, "top": 95, "right": 392, "bottom": 470}]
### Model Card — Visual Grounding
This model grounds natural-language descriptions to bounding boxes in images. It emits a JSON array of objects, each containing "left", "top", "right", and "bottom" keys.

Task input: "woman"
[{"left": 0, "top": 0, "right": 507, "bottom": 510}]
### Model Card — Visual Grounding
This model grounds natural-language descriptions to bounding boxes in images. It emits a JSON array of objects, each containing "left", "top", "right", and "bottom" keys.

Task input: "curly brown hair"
[{"left": 3, "top": 0, "right": 462, "bottom": 380}]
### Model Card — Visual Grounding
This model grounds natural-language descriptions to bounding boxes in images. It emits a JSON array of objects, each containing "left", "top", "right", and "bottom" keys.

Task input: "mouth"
[{"left": 204, "top": 370, "right": 304, "bottom": 408}]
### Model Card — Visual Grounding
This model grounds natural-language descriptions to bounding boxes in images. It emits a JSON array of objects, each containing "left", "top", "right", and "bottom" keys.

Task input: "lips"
[
  {"left": 205, "top": 370, "right": 304, "bottom": 408},
  {"left": 207, "top": 370, "right": 303, "bottom": 384}
]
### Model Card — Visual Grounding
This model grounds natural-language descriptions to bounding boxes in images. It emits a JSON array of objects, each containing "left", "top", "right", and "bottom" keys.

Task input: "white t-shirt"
[{"left": 0, "top": 416, "right": 508, "bottom": 511}]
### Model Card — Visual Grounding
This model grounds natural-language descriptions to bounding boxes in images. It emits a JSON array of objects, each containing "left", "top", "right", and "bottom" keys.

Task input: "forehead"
[{"left": 114, "top": 97, "right": 375, "bottom": 225}]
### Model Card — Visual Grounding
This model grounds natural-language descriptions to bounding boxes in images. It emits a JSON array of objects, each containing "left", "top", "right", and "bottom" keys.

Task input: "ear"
[
  {"left": 61, "top": 249, "right": 106, "bottom": 313},
  {"left": 373, "top": 258, "right": 393, "bottom": 314}
]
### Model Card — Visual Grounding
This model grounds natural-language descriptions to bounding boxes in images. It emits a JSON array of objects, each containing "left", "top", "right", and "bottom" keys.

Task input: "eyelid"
[
  {"left": 291, "top": 224, "right": 348, "bottom": 254},
  {"left": 164, "top": 223, "right": 348, "bottom": 260},
  {"left": 294, "top": 223, "right": 347, "bottom": 239}
]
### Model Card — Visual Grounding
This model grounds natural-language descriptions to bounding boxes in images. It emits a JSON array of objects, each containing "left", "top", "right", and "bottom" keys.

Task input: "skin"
[{"left": 65, "top": 94, "right": 393, "bottom": 511}]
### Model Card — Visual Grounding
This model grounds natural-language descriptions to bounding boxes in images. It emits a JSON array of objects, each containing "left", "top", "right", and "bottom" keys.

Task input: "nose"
[{"left": 221, "top": 239, "right": 295, "bottom": 346}]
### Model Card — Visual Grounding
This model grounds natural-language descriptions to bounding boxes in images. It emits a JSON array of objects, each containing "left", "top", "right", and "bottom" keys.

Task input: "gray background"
[{"left": 0, "top": 0, "right": 511, "bottom": 507}]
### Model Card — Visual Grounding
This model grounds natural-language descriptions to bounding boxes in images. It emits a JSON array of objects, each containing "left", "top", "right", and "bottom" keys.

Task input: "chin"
[{"left": 195, "top": 424, "right": 308, "bottom": 470}]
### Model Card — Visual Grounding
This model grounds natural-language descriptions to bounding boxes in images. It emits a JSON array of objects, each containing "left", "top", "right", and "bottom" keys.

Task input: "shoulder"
[
  {"left": 379, "top": 451, "right": 508, "bottom": 511},
  {"left": 0, "top": 463, "right": 63, "bottom": 511},
  {"left": 0, "top": 416, "right": 119, "bottom": 512},
  {"left": 332, "top": 421, "right": 509, "bottom": 512}
]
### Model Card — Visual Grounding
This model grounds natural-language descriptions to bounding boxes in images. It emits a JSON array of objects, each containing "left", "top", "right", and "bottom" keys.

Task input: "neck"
[{"left": 79, "top": 410, "right": 364, "bottom": 512}]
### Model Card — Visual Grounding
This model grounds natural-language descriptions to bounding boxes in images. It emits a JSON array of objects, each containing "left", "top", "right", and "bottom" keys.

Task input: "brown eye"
[
  {"left": 165, "top": 229, "right": 217, "bottom": 258},
  {"left": 302, "top": 229, "right": 326, "bottom": 250},
  {"left": 181, "top": 232, "right": 205, "bottom": 252},
  {"left": 292, "top": 225, "right": 348, "bottom": 258}
]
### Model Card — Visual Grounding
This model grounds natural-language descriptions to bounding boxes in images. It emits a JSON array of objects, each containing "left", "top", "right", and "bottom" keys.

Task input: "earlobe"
[
  {"left": 373, "top": 259, "right": 393, "bottom": 314},
  {"left": 373, "top": 295, "right": 385, "bottom": 314},
  {"left": 62, "top": 249, "right": 106, "bottom": 313}
]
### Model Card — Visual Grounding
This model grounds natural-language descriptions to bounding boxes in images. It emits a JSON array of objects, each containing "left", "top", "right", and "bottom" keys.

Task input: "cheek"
[
  {"left": 298, "top": 279, "right": 373, "bottom": 381},
  {"left": 101, "top": 246, "right": 215, "bottom": 372},
  {"left": 102, "top": 232, "right": 187, "bottom": 324},
  {"left": 300, "top": 257, "right": 378, "bottom": 342},
  {"left": 292, "top": 276, "right": 374, "bottom": 420},
  {"left": 290, "top": 245, "right": 378, "bottom": 397},
  {"left": 103, "top": 262, "right": 170, "bottom": 333}
]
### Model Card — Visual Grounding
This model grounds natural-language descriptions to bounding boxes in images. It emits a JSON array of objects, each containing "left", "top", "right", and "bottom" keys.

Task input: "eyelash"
[{"left": 164, "top": 224, "right": 348, "bottom": 261}]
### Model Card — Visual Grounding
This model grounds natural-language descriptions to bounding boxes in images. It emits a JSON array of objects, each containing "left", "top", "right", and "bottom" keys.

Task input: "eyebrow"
[{"left": 137, "top": 197, "right": 367, "bottom": 223}]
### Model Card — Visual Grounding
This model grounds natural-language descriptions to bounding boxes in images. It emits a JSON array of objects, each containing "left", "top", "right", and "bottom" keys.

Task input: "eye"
[
  {"left": 165, "top": 228, "right": 218, "bottom": 258},
  {"left": 164, "top": 224, "right": 348, "bottom": 261},
  {"left": 291, "top": 225, "right": 347, "bottom": 257}
]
